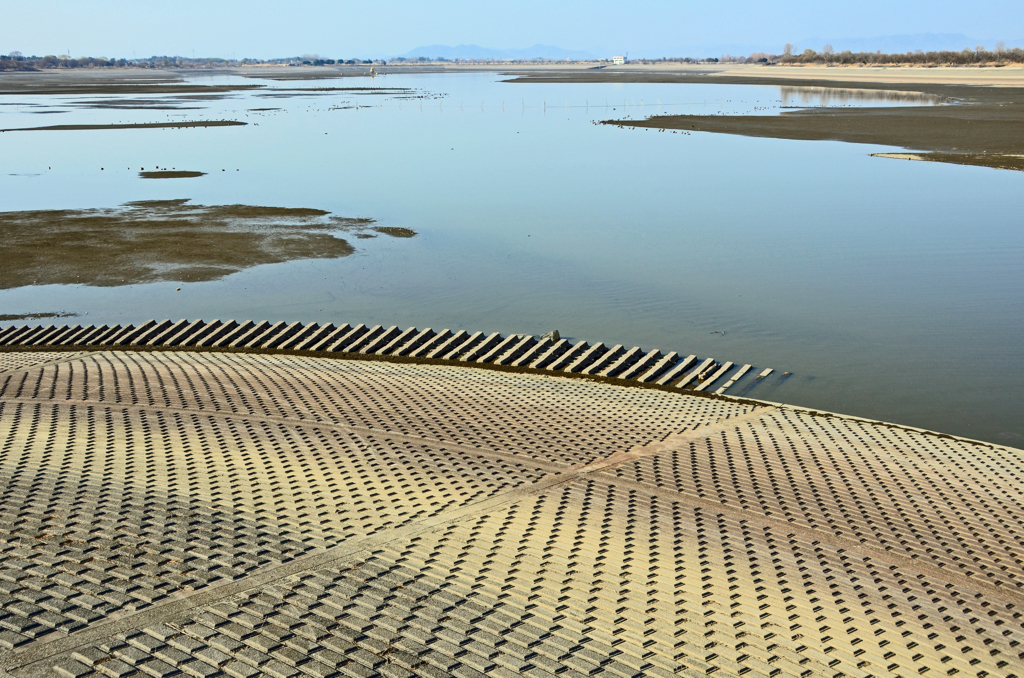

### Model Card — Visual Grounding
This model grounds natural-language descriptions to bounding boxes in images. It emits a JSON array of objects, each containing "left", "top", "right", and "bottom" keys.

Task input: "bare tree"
[
  {"left": 823, "top": 44, "right": 834, "bottom": 56},
  {"left": 783, "top": 43, "right": 793, "bottom": 56},
  {"left": 996, "top": 41, "right": 1006, "bottom": 53}
]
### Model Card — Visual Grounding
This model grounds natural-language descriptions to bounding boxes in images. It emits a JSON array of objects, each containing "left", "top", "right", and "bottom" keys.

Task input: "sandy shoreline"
[
  {"left": 6, "top": 62, "right": 1024, "bottom": 86},
  {"left": 568, "top": 62, "right": 1024, "bottom": 87}
]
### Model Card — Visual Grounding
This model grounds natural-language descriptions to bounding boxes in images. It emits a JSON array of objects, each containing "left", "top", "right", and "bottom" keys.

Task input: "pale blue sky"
[{"left": 3, "top": 0, "right": 1022, "bottom": 59}]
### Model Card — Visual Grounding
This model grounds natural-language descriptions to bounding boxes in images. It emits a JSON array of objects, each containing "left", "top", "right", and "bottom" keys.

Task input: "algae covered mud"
[{"left": 0, "top": 68, "right": 1022, "bottom": 445}]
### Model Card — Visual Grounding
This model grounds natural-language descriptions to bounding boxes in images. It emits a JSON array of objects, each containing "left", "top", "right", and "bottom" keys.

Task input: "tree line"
[{"left": 769, "top": 43, "right": 1024, "bottom": 65}]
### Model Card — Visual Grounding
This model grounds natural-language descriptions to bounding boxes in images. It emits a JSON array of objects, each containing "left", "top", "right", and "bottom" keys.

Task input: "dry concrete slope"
[{"left": 0, "top": 350, "right": 1021, "bottom": 678}]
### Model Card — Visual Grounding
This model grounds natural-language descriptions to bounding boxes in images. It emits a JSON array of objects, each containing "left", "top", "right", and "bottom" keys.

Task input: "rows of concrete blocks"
[{"left": 0, "top": 319, "right": 772, "bottom": 394}]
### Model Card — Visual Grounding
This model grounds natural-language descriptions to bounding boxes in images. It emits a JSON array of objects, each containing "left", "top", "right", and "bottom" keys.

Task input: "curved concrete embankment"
[
  {"left": 0, "top": 319, "right": 774, "bottom": 395},
  {"left": 0, "top": 325, "right": 1022, "bottom": 678}
]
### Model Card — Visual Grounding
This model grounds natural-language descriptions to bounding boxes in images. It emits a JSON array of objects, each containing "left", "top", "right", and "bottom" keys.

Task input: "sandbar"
[
  {"left": 139, "top": 170, "right": 207, "bottom": 179},
  {"left": 0, "top": 120, "right": 246, "bottom": 132},
  {"left": 507, "top": 68, "right": 1024, "bottom": 171}
]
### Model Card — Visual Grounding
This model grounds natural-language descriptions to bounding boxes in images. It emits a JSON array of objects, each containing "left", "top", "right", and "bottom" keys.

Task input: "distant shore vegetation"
[
  {"left": 2, "top": 46, "right": 1023, "bottom": 71},
  {"left": 613, "top": 44, "right": 1024, "bottom": 66},
  {"left": 0, "top": 53, "right": 384, "bottom": 71},
  {"left": 763, "top": 42, "right": 1024, "bottom": 66}
]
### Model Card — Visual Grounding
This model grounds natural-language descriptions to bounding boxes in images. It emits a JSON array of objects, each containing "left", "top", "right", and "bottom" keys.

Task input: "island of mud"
[
  {"left": 140, "top": 170, "right": 207, "bottom": 179},
  {"left": 0, "top": 120, "right": 246, "bottom": 132},
  {"left": 0, "top": 199, "right": 416, "bottom": 288},
  {"left": 509, "top": 71, "right": 1024, "bottom": 171}
]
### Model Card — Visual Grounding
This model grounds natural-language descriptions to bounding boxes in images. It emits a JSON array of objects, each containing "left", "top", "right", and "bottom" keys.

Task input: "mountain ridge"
[{"left": 399, "top": 43, "right": 601, "bottom": 61}]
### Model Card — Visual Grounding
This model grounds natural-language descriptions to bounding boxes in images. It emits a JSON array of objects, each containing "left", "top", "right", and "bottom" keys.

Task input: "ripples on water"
[{"left": 0, "top": 72, "right": 1021, "bottom": 444}]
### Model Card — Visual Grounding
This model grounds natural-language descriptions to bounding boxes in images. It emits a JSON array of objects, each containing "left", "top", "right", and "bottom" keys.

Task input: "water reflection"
[
  {"left": 0, "top": 199, "right": 415, "bottom": 288},
  {"left": 779, "top": 86, "right": 946, "bottom": 108}
]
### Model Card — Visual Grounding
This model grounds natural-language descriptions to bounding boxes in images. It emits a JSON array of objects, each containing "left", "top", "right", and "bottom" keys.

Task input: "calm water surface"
[{"left": 1, "top": 72, "right": 1021, "bottom": 444}]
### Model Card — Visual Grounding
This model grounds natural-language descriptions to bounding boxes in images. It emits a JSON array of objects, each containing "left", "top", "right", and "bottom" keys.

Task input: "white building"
[{"left": 612, "top": 55, "right": 626, "bottom": 65}]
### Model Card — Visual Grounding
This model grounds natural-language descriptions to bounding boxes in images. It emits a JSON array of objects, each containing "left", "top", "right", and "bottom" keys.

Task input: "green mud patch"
[
  {"left": 0, "top": 120, "right": 246, "bottom": 132},
  {"left": 509, "top": 71, "right": 1024, "bottom": 172},
  {"left": 139, "top": 171, "right": 207, "bottom": 179},
  {"left": 372, "top": 226, "right": 417, "bottom": 238},
  {"left": 0, "top": 199, "right": 395, "bottom": 288}
]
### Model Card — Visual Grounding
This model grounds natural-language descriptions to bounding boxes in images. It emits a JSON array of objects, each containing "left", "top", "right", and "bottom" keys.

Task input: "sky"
[{"left": 3, "top": 0, "right": 1022, "bottom": 60}]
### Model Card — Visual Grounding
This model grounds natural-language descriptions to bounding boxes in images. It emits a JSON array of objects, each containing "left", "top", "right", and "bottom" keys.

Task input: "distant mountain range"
[
  {"left": 398, "top": 44, "right": 601, "bottom": 61},
  {"left": 393, "top": 35, "right": 1023, "bottom": 63}
]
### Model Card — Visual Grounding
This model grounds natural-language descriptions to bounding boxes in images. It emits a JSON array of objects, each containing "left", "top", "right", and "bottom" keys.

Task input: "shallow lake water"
[{"left": 1, "top": 71, "right": 1021, "bottom": 445}]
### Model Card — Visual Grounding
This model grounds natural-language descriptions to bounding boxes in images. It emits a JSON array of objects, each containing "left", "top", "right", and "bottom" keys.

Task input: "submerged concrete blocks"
[{"left": 0, "top": 318, "right": 774, "bottom": 395}]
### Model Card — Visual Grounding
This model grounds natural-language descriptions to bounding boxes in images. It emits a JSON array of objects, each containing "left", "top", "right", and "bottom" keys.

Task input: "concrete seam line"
[
  {"left": 587, "top": 470, "right": 1024, "bottom": 610},
  {"left": 0, "top": 397, "right": 574, "bottom": 475},
  {"left": 0, "top": 471, "right": 577, "bottom": 671},
  {"left": 573, "top": 407, "right": 773, "bottom": 474},
  {"left": 0, "top": 405, "right": 764, "bottom": 669},
  {"left": 618, "top": 406, "right": 1017, "bottom": 492},
  {"left": 575, "top": 407, "right": 1024, "bottom": 606}
]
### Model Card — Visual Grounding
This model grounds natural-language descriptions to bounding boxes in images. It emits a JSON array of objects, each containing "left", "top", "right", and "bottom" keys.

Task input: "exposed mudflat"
[
  {"left": 0, "top": 311, "right": 76, "bottom": 322},
  {"left": 508, "top": 70, "right": 1024, "bottom": 171},
  {"left": 0, "top": 82, "right": 264, "bottom": 96},
  {"left": 0, "top": 69, "right": 264, "bottom": 96},
  {"left": 139, "top": 170, "right": 207, "bottom": 179},
  {"left": 372, "top": 226, "right": 417, "bottom": 238},
  {"left": 0, "top": 199, "right": 402, "bottom": 288},
  {"left": 0, "top": 120, "right": 246, "bottom": 132}
]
